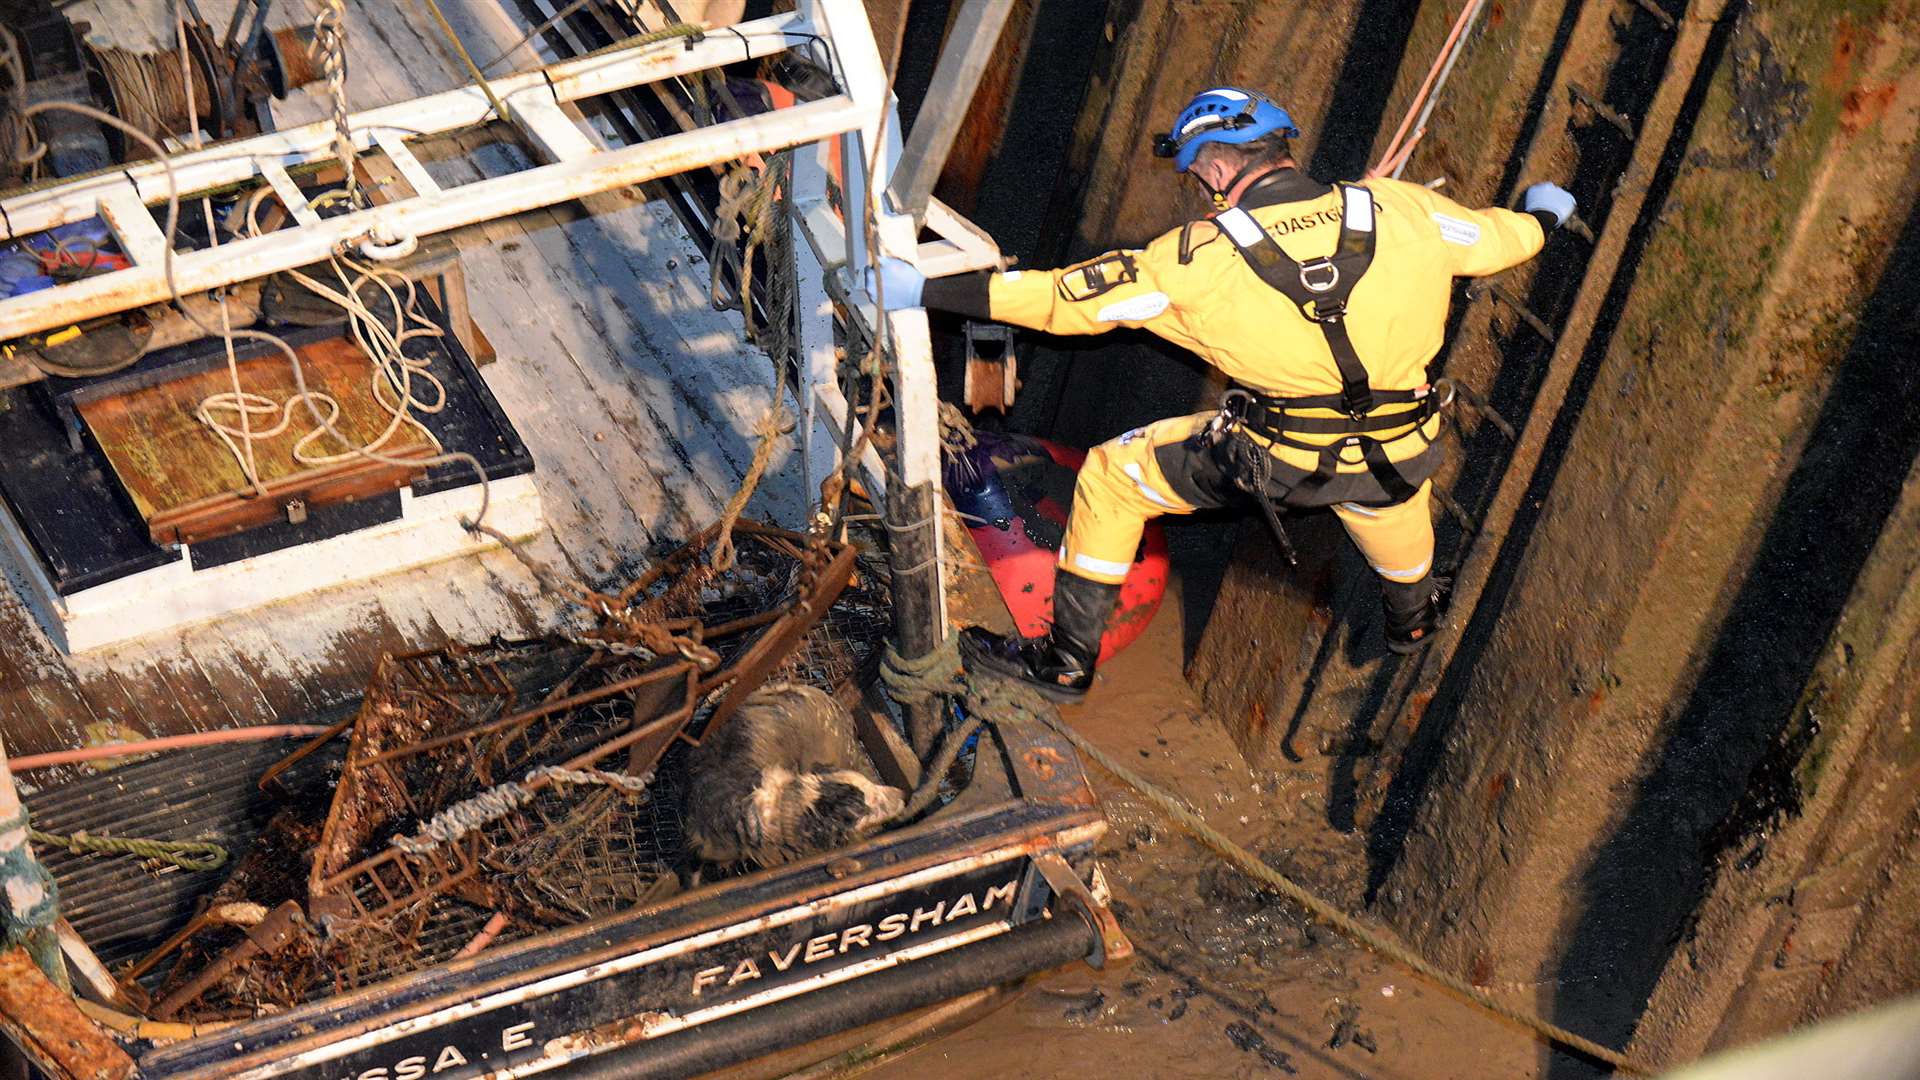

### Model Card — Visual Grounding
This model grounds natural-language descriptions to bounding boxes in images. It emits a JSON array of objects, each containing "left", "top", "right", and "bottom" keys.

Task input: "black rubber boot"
[
  {"left": 959, "top": 572, "right": 1120, "bottom": 703},
  {"left": 1382, "top": 574, "right": 1446, "bottom": 655}
]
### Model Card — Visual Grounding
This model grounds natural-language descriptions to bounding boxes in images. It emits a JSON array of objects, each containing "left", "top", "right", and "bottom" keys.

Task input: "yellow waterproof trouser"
[{"left": 1058, "top": 413, "right": 1435, "bottom": 586}]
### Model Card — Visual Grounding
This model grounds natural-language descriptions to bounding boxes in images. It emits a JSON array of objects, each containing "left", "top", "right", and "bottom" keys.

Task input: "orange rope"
[
  {"left": 1370, "top": 0, "right": 1485, "bottom": 178},
  {"left": 10, "top": 726, "right": 333, "bottom": 771}
]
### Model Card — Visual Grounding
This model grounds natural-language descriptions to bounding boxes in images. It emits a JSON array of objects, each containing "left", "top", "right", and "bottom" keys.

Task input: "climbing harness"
[
  {"left": 1204, "top": 182, "right": 1445, "bottom": 567},
  {"left": 877, "top": 652, "right": 1650, "bottom": 1075},
  {"left": 1218, "top": 185, "right": 1384, "bottom": 418}
]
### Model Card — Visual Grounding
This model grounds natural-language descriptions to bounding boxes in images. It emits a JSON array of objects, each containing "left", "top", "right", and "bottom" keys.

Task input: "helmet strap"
[{"left": 1187, "top": 171, "right": 1232, "bottom": 211}]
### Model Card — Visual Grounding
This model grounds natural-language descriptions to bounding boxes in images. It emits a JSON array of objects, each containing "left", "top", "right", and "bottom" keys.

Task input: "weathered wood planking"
[
  {"left": 82, "top": 336, "right": 432, "bottom": 538},
  {"left": 0, "top": 0, "right": 814, "bottom": 754}
]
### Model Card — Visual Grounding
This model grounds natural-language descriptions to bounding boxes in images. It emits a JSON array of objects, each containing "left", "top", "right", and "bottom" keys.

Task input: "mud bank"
[{"left": 918, "top": 0, "right": 1920, "bottom": 1070}]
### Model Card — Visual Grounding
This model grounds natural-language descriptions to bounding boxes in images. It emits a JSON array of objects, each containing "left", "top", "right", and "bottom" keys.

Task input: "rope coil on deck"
[{"left": 878, "top": 657, "right": 1652, "bottom": 1074}]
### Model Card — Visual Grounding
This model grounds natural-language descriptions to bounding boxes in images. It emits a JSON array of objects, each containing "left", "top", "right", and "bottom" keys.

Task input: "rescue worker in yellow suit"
[{"left": 870, "top": 87, "right": 1575, "bottom": 702}]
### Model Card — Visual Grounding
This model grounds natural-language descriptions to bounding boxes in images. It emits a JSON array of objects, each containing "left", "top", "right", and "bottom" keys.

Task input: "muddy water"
[{"left": 870, "top": 576, "right": 1552, "bottom": 1079}]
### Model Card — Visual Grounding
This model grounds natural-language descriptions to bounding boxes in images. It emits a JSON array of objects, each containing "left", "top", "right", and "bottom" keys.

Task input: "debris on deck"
[{"left": 112, "top": 522, "right": 894, "bottom": 1025}]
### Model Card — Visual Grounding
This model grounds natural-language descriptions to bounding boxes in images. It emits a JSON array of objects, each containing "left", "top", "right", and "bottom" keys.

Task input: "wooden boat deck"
[{"left": 2, "top": 0, "right": 810, "bottom": 756}]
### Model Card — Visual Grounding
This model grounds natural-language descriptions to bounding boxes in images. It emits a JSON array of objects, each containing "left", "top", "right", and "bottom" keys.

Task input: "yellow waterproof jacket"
[{"left": 981, "top": 173, "right": 1545, "bottom": 471}]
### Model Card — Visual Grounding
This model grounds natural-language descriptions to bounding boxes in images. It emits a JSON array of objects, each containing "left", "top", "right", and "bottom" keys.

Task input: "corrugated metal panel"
[{"left": 22, "top": 735, "right": 347, "bottom": 970}]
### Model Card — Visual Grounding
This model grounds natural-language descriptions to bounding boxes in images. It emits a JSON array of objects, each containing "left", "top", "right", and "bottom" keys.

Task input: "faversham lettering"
[{"left": 692, "top": 878, "right": 1019, "bottom": 996}]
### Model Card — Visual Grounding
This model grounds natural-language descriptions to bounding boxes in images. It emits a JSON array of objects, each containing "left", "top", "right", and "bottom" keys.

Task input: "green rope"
[
  {"left": 28, "top": 826, "right": 227, "bottom": 872},
  {"left": 880, "top": 638, "right": 980, "bottom": 823},
  {"left": 878, "top": 637, "right": 968, "bottom": 706},
  {"left": 571, "top": 22, "right": 708, "bottom": 64},
  {"left": 889, "top": 655, "right": 1650, "bottom": 1075}
]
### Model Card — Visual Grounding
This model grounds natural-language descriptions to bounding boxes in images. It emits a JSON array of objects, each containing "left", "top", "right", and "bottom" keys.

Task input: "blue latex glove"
[
  {"left": 863, "top": 256, "right": 925, "bottom": 311},
  {"left": 1522, "top": 182, "right": 1576, "bottom": 228}
]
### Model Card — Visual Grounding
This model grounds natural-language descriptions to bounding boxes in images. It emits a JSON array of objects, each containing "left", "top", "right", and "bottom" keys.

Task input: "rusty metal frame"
[
  {"left": 120, "top": 693, "right": 1106, "bottom": 1079},
  {"left": 301, "top": 523, "right": 855, "bottom": 924},
  {"left": 0, "top": 946, "right": 135, "bottom": 1080},
  {"left": 309, "top": 657, "right": 699, "bottom": 923},
  {"left": 636, "top": 521, "right": 860, "bottom": 737}
]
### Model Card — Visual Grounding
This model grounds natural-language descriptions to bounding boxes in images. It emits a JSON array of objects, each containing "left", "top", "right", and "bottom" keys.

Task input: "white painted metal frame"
[
  {"left": 0, "top": 0, "right": 1002, "bottom": 643},
  {"left": 0, "top": 11, "right": 847, "bottom": 340},
  {"left": 792, "top": 0, "right": 964, "bottom": 630},
  {"left": 0, "top": 475, "right": 544, "bottom": 653}
]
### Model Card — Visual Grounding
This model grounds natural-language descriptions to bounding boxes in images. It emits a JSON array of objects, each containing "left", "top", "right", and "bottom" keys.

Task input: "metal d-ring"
[{"left": 1299, "top": 258, "right": 1340, "bottom": 293}]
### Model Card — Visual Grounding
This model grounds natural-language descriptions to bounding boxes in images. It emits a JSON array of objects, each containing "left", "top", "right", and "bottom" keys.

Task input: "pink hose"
[{"left": 9, "top": 725, "right": 334, "bottom": 771}]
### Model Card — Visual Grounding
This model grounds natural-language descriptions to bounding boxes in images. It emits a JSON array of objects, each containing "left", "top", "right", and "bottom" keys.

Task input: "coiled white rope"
[{"left": 192, "top": 188, "right": 451, "bottom": 490}]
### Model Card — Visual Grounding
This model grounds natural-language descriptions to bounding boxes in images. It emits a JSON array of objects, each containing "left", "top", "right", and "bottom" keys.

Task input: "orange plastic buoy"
[{"left": 946, "top": 431, "right": 1168, "bottom": 663}]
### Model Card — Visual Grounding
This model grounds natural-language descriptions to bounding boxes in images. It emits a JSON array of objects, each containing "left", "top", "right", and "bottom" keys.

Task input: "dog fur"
[{"left": 685, "top": 682, "right": 905, "bottom": 867}]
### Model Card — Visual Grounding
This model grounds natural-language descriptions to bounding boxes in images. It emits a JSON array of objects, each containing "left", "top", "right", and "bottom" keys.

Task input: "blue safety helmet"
[{"left": 1154, "top": 87, "right": 1301, "bottom": 173}]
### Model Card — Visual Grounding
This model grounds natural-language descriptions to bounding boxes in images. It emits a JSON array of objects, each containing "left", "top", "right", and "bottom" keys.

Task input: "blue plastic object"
[{"left": 1522, "top": 182, "right": 1577, "bottom": 227}]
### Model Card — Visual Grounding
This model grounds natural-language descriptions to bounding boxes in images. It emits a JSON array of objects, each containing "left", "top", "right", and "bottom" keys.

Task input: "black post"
[{"left": 888, "top": 477, "right": 947, "bottom": 758}]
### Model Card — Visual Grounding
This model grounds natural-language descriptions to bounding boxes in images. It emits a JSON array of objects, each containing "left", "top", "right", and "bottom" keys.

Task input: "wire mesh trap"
[
  {"left": 308, "top": 643, "right": 700, "bottom": 923},
  {"left": 127, "top": 523, "right": 883, "bottom": 1021}
]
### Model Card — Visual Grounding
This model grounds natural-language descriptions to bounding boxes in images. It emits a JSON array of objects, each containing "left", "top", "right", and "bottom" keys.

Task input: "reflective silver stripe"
[
  {"left": 1344, "top": 188, "right": 1375, "bottom": 232},
  {"left": 1373, "top": 556, "right": 1432, "bottom": 582},
  {"left": 1216, "top": 207, "right": 1266, "bottom": 247},
  {"left": 1072, "top": 553, "right": 1133, "bottom": 578},
  {"left": 1337, "top": 502, "right": 1381, "bottom": 518},
  {"left": 1123, "top": 463, "right": 1182, "bottom": 508},
  {"left": 1096, "top": 291, "right": 1171, "bottom": 323}
]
